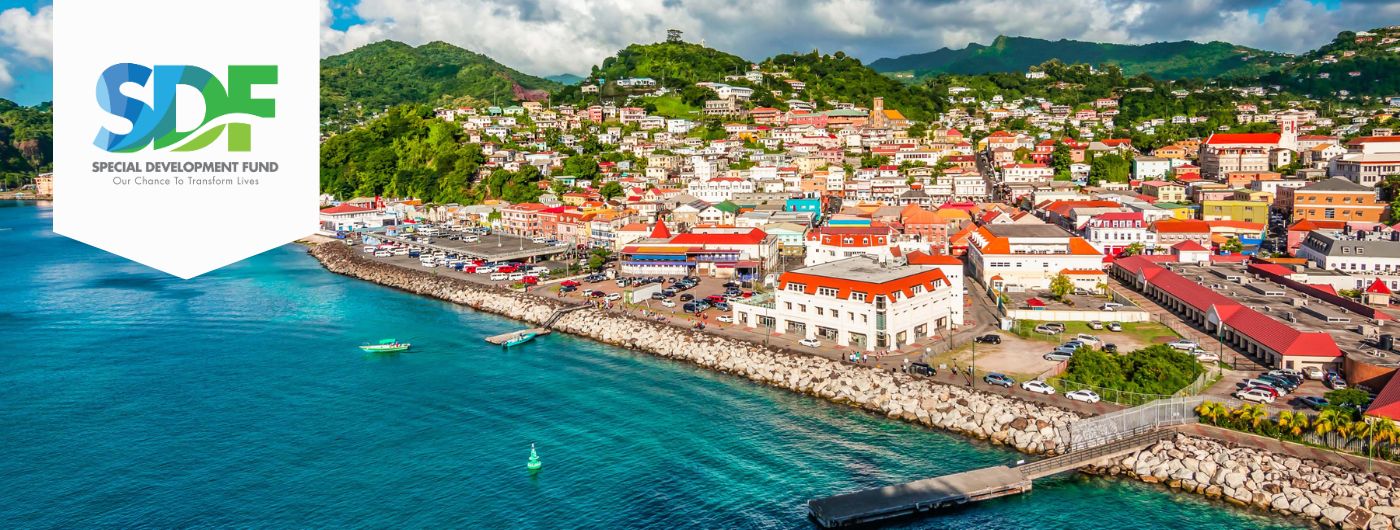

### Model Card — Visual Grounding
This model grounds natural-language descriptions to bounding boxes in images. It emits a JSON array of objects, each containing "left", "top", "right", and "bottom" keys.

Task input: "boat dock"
[
  {"left": 807, "top": 466, "right": 1030, "bottom": 528},
  {"left": 483, "top": 304, "right": 588, "bottom": 345},
  {"left": 806, "top": 428, "right": 1175, "bottom": 527},
  {"left": 485, "top": 328, "right": 550, "bottom": 345}
]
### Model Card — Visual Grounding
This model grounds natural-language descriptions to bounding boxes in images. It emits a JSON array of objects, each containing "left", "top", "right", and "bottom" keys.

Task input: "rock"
[
  {"left": 1325, "top": 506, "right": 1353, "bottom": 526},
  {"left": 1337, "top": 497, "right": 1363, "bottom": 510},
  {"left": 1345, "top": 508, "right": 1374, "bottom": 530},
  {"left": 1225, "top": 472, "right": 1246, "bottom": 489}
]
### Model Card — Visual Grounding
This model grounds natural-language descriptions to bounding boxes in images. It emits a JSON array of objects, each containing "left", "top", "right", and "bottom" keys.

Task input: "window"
[
  {"left": 787, "top": 283, "right": 806, "bottom": 292},
  {"left": 816, "top": 307, "right": 824, "bottom": 316},
  {"left": 816, "top": 286, "right": 839, "bottom": 297},
  {"left": 851, "top": 292, "right": 867, "bottom": 302}
]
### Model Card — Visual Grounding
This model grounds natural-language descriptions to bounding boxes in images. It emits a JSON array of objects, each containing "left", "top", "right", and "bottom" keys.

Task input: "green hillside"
[
  {"left": 1258, "top": 28, "right": 1400, "bottom": 100},
  {"left": 764, "top": 51, "right": 944, "bottom": 120},
  {"left": 870, "top": 35, "right": 1288, "bottom": 80},
  {"left": 320, "top": 40, "right": 560, "bottom": 132},
  {"left": 0, "top": 99, "right": 52, "bottom": 189}
]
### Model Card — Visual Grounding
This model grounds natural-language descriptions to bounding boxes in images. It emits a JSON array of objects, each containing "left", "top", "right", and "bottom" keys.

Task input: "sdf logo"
[{"left": 94, "top": 64, "right": 278, "bottom": 153}]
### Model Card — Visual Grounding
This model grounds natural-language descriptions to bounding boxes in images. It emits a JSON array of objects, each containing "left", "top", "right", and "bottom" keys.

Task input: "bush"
[{"left": 1064, "top": 344, "right": 1202, "bottom": 396}]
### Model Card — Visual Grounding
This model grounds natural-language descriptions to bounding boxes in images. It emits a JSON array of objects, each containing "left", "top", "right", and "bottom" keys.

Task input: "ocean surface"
[{"left": 0, "top": 200, "right": 1302, "bottom": 529}]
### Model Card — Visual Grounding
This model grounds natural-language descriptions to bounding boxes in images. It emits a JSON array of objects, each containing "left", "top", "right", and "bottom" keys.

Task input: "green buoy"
[{"left": 526, "top": 443, "right": 542, "bottom": 472}]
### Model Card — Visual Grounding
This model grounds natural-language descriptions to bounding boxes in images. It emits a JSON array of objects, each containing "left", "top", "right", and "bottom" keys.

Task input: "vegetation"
[
  {"left": 870, "top": 35, "right": 1289, "bottom": 80},
  {"left": 320, "top": 41, "right": 559, "bottom": 133},
  {"left": 1196, "top": 401, "right": 1399, "bottom": 462},
  {"left": 1049, "top": 273, "right": 1073, "bottom": 302},
  {"left": 319, "top": 105, "right": 545, "bottom": 204},
  {"left": 763, "top": 51, "right": 945, "bottom": 120},
  {"left": 1063, "top": 344, "right": 1203, "bottom": 396},
  {"left": 0, "top": 99, "right": 52, "bottom": 189},
  {"left": 1258, "top": 29, "right": 1400, "bottom": 100}
]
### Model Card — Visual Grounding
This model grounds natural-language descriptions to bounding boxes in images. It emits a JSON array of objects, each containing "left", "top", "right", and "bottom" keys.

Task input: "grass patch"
[
  {"left": 1009, "top": 320, "right": 1180, "bottom": 346},
  {"left": 642, "top": 95, "right": 699, "bottom": 119}
]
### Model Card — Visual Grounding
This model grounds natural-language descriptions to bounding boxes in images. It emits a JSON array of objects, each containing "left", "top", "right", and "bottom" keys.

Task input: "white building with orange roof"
[
  {"left": 966, "top": 224, "right": 1105, "bottom": 291},
  {"left": 733, "top": 255, "right": 962, "bottom": 351}
]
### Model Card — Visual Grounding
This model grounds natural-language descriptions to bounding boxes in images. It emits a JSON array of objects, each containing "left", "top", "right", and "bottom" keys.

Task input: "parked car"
[
  {"left": 1193, "top": 351, "right": 1219, "bottom": 363},
  {"left": 679, "top": 294, "right": 695, "bottom": 301},
  {"left": 1073, "top": 333, "right": 1103, "bottom": 347},
  {"left": 1103, "top": 344, "right": 1119, "bottom": 354},
  {"left": 1101, "top": 302, "right": 1123, "bottom": 311},
  {"left": 489, "top": 273, "right": 509, "bottom": 281},
  {"left": 560, "top": 285, "right": 577, "bottom": 293},
  {"left": 1167, "top": 339, "right": 1200, "bottom": 351},
  {"left": 984, "top": 373, "right": 1015, "bottom": 387},
  {"left": 798, "top": 338, "right": 821, "bottom": 348},
  {"left": 1034, "top": 324, "right": 1062, "bottom": 335},
  {"left": 1243, "top": 385, "right": 1281, "bottom": 399},
  {"left": 1044, "top": 322, "right": 1066, "bottom": 332},
  {"left": 1107, "top": 322, "right": 1123, "bottom": 332},
  {"left": 716, "top": 315, "right": 733, "bottom": 323},
  {"left": 1088, "top": 321, "right": 1104, "bottom": 330},
  {"left": 588, "top": 290, "right": 606, "bottom": 298},
  {"left": 1021, "top": 380, "right": 1056, "bottom": 395},
  {"left": 1234, "top": 388, "right": 1276, "bottom": 404},
  {"left": 1299, "top": 396, "right": 1329, "bottom": 410},
  {"left": 1325, "top": 374, "right": 1347, "bottom": 389},
  {"left": 1044, "top": 351, "right": 1073, "bottom": 362},
  {"left": 974, "top": 334, "right": 1001, "bottom": 344},
  {"left": 1241, "top": 379, "right": 1287, "bottom": 395},
  {"left": 1066, "top": 390, "right": 1101, "bottom": 403},
  {"left": 1302, "top": 366, "right": 1325, "bottom": 380},
  {"left": 660, "top": 299, "right": 676, "bottom": 308}
]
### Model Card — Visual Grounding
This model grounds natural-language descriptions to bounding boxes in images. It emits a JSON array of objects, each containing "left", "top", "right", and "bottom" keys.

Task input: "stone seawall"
[
  {"left": 1087, "top": 433, "right": 1400, "bottom": 529},
  {"left": 311, "top": 242, "right": 1078, "bottom": 455},
  {"left": 310, "top": 242, "right": 1399, "bottom": 527}
]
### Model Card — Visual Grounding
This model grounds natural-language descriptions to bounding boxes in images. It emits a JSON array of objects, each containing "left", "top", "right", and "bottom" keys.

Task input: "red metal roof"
[
  {"left": 1366, "top": 278, "right": 1393, "bottom": 295},
  {"left": 320, "top": 203, "right": 375, "bottom": 214},
  {"left": 1205, "top": 133, "right": 1281, "bottom": 145},
  {"left": 1365, "top": 373, "right": 1400, "bottom": 421},
  {"left": 668, "top": 228, "right": 767, "bottom": 246}
]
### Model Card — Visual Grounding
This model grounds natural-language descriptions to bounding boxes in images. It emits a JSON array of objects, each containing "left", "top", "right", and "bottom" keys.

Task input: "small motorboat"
[
  {"left": 502, "top": 332, "right": 536, "bottom": 347},
  {"left": 526, "top": 443, "right": 542, "bottom": 472},
  {"left": 360, "top": 339, "right": 410, "bottom": 353}
]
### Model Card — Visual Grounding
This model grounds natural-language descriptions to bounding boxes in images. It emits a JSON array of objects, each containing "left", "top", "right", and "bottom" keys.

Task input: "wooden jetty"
[{"left": 484, "top": 328, "right": 550, "bottom": 345}]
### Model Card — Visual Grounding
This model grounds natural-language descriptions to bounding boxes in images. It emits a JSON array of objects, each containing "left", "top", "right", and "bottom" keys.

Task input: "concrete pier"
[
  {"left": 807, "top": 466, "right": 1030, "bottom": 528},
  {"left": 484, "top": 328, "right": 550, "bottom": 345}
]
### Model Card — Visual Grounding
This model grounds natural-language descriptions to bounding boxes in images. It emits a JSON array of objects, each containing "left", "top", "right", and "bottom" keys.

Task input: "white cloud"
[
  {"left": 0, "top": 5, "right": 53, "bottom": 61},
  {"left": 319, "top": 0, "right": 1400, "bottom": 75},
  {"left": 0, "top": 59, "right": 14, "bottom": 93}
]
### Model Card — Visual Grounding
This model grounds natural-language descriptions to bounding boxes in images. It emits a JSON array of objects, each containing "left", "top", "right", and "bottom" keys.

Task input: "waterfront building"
[
  {"left": 733, "top": 255, "right": 962, "bottom": 351},
  {"left": 965, "top": 224, "right": 1104, "bottom": 291}
]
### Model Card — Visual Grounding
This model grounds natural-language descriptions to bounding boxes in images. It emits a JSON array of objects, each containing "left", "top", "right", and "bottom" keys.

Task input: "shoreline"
[{"left": 307, "top": 242, "right": 1400, "bottom": 528}]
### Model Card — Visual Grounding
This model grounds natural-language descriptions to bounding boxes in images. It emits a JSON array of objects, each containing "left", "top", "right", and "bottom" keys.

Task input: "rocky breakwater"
[
  {"left": 1088, "top": 434, "right": 1400, "bottom": 529},
  {"left": 310, "top": 242, "right": 1080, "bottom": 455}
]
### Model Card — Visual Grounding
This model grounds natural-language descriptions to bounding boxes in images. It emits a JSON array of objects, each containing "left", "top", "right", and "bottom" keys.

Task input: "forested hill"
[
  {"left": 552, "top": 41, "right": 753, "bottom": 104},
  {"left": 764, "top": 51, "right": 945, "bottom": 121},
  {"left": 1257, "top": 28, "right": 1400, "bottom": 100},
  {"left": 320, "top": 40, "right": 560, "bottom": 132},
  {"left": 869, "top": 35, "right": 1288, "bottom": 80},
  {"left": 0, "top": 98, "right": 52, "bottom": 189}
]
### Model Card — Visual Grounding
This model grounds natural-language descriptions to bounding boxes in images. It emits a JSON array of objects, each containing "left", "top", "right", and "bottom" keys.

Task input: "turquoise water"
[{"left": 0, "top": 201, "right": 1301, "bottom": 528}]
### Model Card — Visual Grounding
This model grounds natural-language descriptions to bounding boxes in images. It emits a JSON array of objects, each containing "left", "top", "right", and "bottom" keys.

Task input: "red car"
[
  {"left": 706, "top": 295, "right": 725, "bottom": 304},
  {"left": 521, "top": 276, "right": 539, "bottom": 285},
  {"left": 560, "top": 280, "right": 580, "bottom": 287},
  {"left": 497, "top": 265, "right": 518, "bottom": 274}
]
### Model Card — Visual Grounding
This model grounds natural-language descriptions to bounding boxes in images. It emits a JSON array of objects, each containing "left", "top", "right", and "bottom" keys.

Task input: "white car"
[
  {"left": 660, "top": 299, "right": 676, "bottom": 308},
  {"left": 1167, "top": 339, "right": 1199, "bottom": 351},
  {"left": 1020, "top": 380, "right": 1056, "bottom": 395},
  {"left": 532, "top": 237, "right": 547, "bottom": 244},
  {"left": 1107, "top": 322, "right": 1123, "bottom": 332},
  {"left": 605, "top": 293, "right": 623, "bottom": 302},
  {"left": 508, "top": 272, "right": 526, "bottom": 281},
  {"left": 490, "top": 273, "right": 509, "bottom": 281},
  {"left": 717, "top": 315, "right": 734, "bottom": 323},
  {"left": 1066, "top": 390, "right": 1101, "bottom": 403},
  {"left": 1233, "top": 388, "right": 1275, "bottom": 404},
  {"left": 1302, "top": 366, "right": 1325, "bottom": 380},
  {"left": 1193, "top": 350, "right": 1220, "bottom": 363},
  {"left": 798, "top": 338, "right": 821, "bottom": 348},
  {"left": 1101, "top": 302, "right": 1123, "bottom": 311}
]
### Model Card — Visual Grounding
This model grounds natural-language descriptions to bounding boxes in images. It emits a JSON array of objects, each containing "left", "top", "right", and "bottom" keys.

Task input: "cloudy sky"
[{"left": 2, "top": 0, "right": 1399, "bottom": 105}]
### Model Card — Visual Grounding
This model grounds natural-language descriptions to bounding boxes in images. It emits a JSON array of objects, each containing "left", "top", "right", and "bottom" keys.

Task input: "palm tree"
[
  {"left": 1314, "top": 408, "right": 1347, "bottom": 441},
  {"left": 1196, "top": 401, "right": 1228, "bottom": 426},
  {"left": 1370, "top": 418, "right": 1399, "bottom": 459},
  {"left": 1235, "top": 404, "right": 1269, "bottom": 431},
  {"left": 1352, "top": 420, "right": 1376, "bottom": 457},
  {"left": 1276, "top": 410, "right": 1311, "bottom": 439}
]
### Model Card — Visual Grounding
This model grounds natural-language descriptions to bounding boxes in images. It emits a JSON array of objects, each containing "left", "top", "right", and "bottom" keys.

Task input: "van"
[
  {"left": 508, "top": 272, "right": 526, "bottom": 281},
  {"left": 490, "top": 273, "right": 509, "bottom": 281}
]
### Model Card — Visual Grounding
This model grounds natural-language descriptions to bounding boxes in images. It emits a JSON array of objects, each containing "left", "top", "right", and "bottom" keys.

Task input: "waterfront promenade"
[{"left": 307, "top": 241, "right": 1400, "bottom": 529}]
